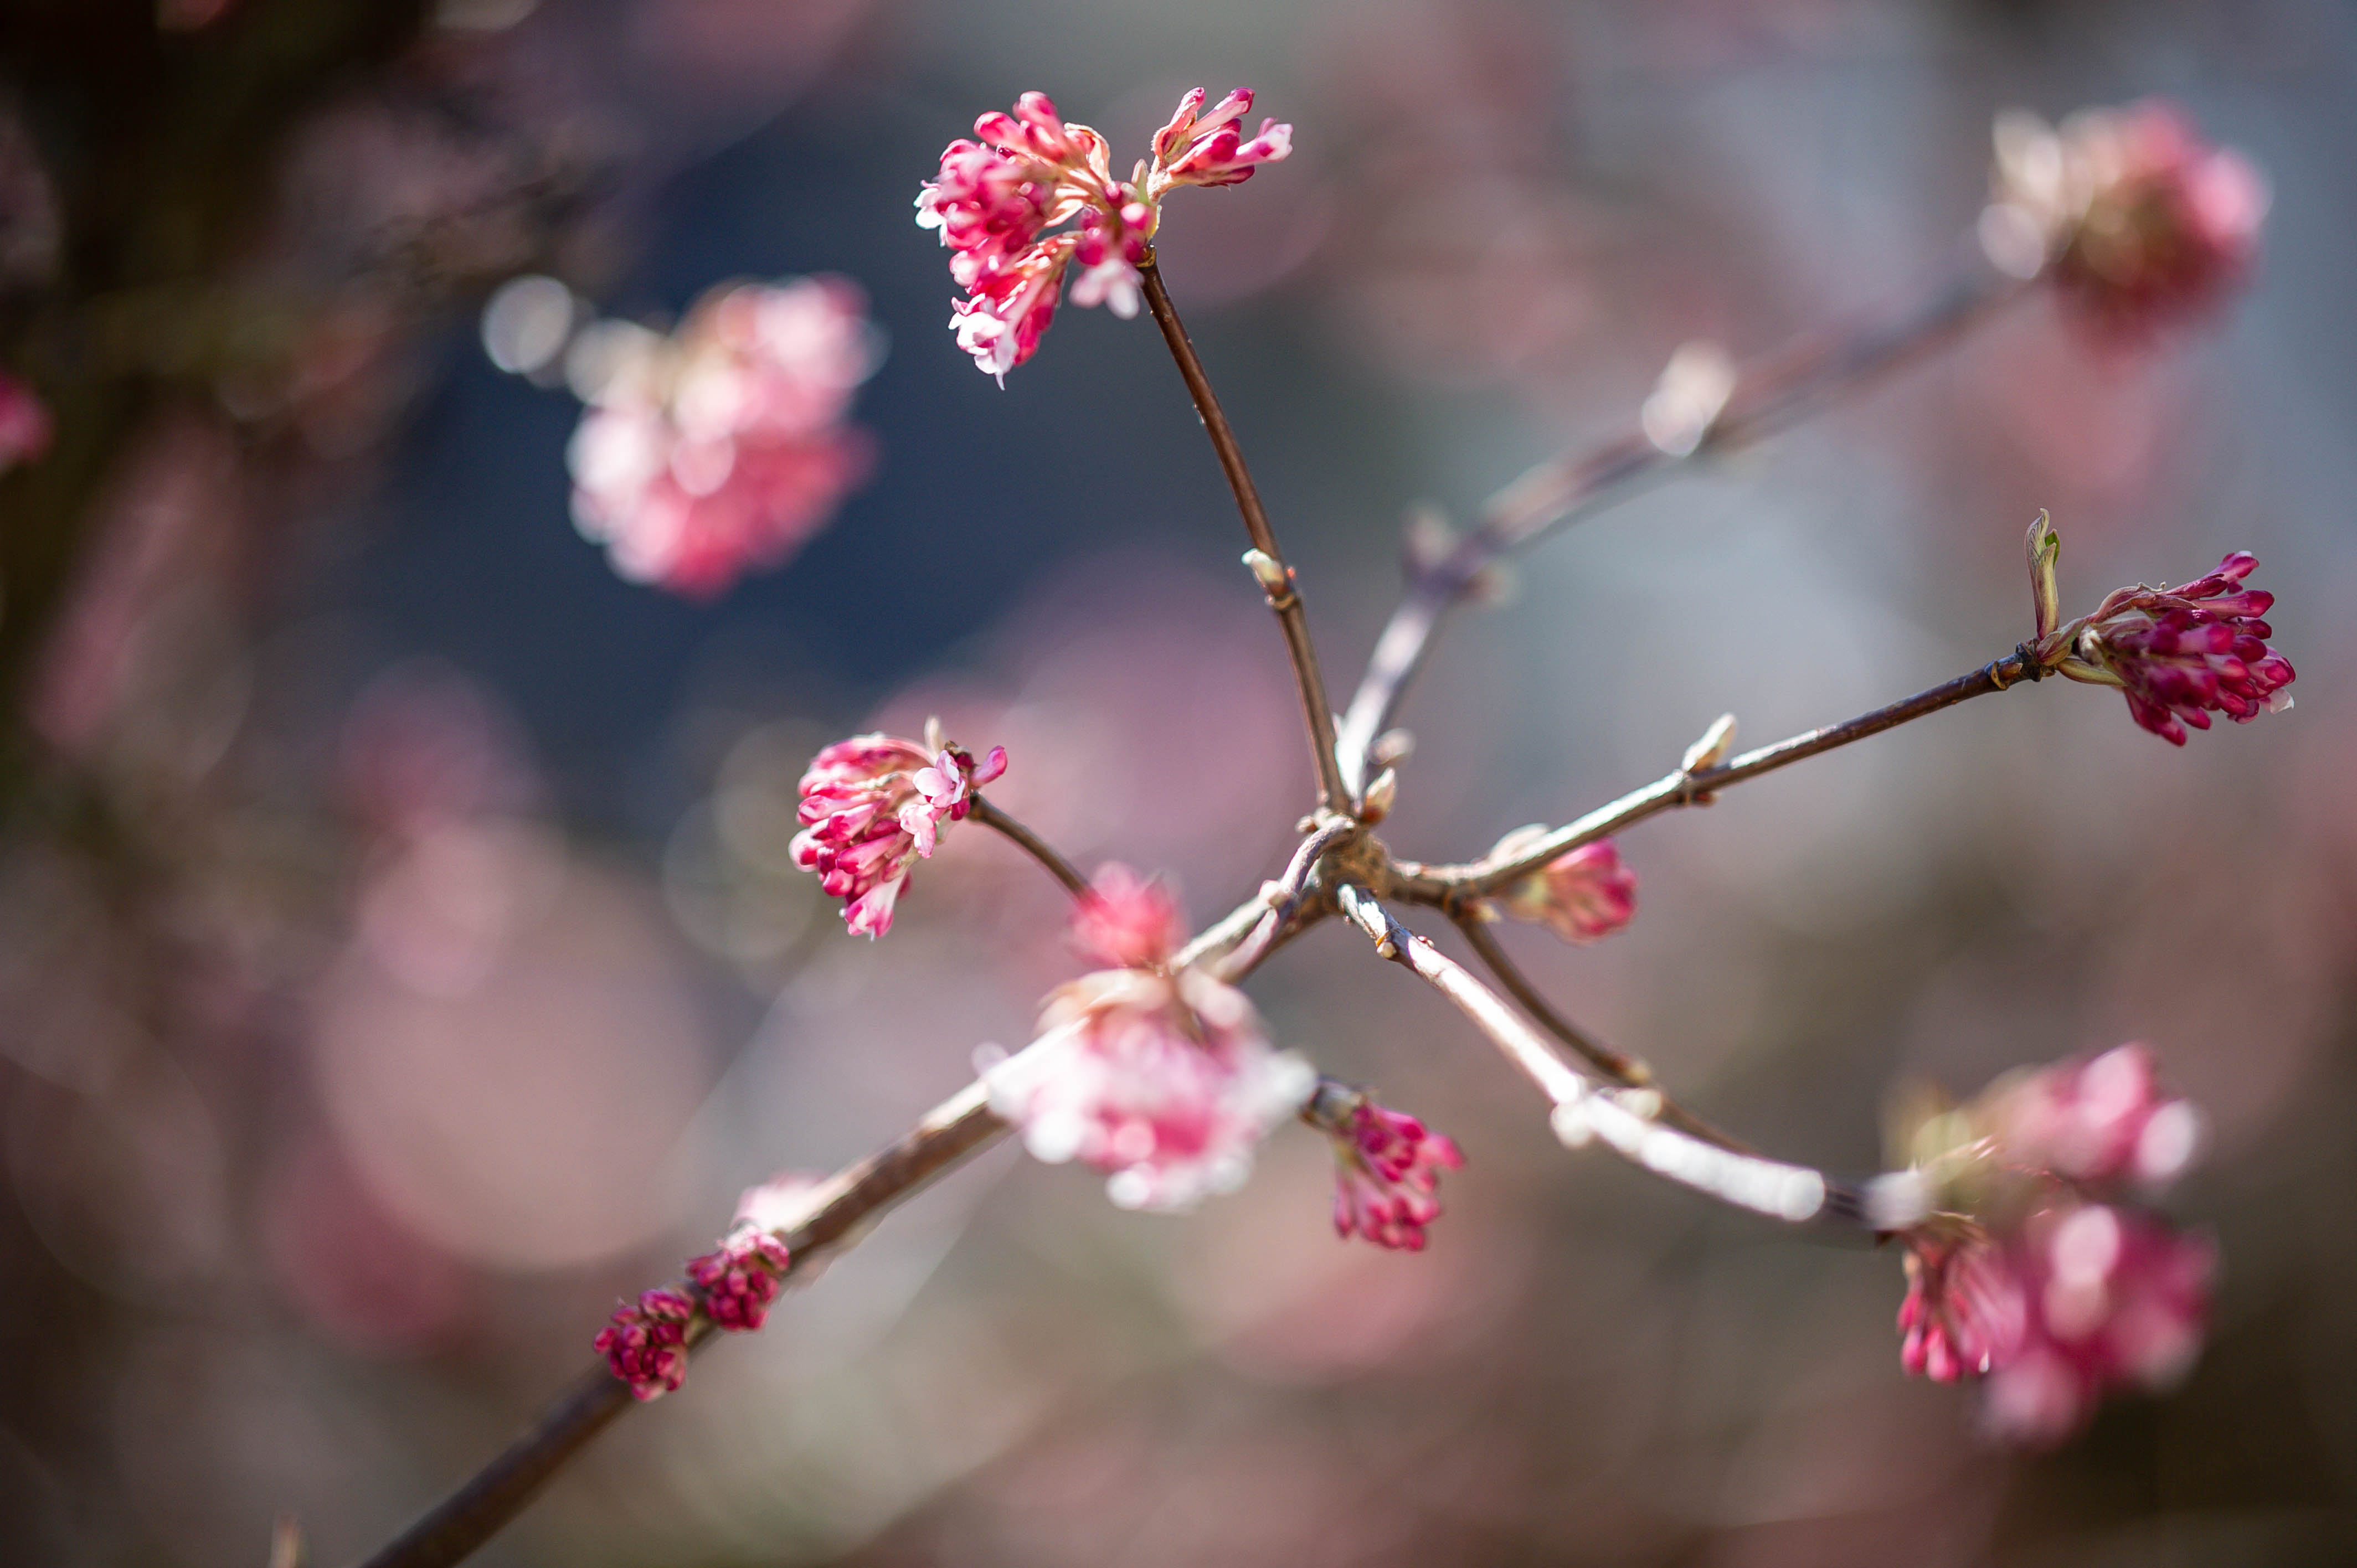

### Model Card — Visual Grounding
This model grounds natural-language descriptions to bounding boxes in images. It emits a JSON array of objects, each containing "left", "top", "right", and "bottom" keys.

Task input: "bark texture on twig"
[
  {"left": 1335, "top": 258, "right": 2023, "bottom": 792},
  {"left": 1405, "top": 653, "right": 2027, "bottom": 899},
  {"left": 1140, "top": 260, "right": 1349, "bottom": 813}
]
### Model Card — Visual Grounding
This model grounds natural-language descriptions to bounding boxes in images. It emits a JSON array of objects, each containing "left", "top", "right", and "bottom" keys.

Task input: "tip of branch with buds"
[
  {"left": 2019, "top": 515, "right": 2296, "bottom": 745},
  {"left": 1981, "top": 99, "right": 2267, "bottom": 340},
  {"left": 919, "top": 87, "right": 1291, "bottom": 379}
]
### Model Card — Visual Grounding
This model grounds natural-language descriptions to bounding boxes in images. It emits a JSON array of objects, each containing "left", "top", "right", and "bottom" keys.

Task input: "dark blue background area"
[{"left": 336, "top": 82, "right": 1417, "bottom": 839}]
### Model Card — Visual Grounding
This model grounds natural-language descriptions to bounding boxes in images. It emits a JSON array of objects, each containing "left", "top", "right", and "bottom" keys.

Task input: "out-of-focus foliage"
[{"left": 2, "top": 2, "right": 2354, "bottom": 1566}]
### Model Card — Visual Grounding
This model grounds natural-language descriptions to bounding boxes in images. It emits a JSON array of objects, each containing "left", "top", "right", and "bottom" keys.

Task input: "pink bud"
[
  {"left": 1488, "top": 834, "right": 1639, "bottom": 945},
  {"left": 593, "top": 1288, "right": 696, "bottom": 1400}
]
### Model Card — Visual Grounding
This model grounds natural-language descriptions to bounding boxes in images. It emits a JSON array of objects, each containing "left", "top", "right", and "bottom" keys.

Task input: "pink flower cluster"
[
  {"left": 1988, "top": 101, "right": 2266, "bottom": 338},
  {"left": 0, "top": 370, "right": 52, "bottom": 476},
  {"left": 594, "top": 1287, "right": 694, "bottom": 1401},
  {"left": 686, "top": 1225, "right": 792, "bottom": 1332},
  {"left": 2086, "top": 554, "right": 2296, "bottom": 746},
  {"left": 917, "top": 89, "right": 1290, "bottom": 380},
  {"left": 1485, "top": 831, "right": 1639, "bottom": 945},
  {"left": 982, "top": 866, "right": 1313, "bottom": 1211},
  {"left": 1894, "top": 1044, "right": 2212, "bottom": 1445},
  {"left": 567, "top": 276, "right": 876, "bottom": 596},
  {"left": 791, "top": 731, "right": 1007, "bottom": 937},
  {"left": 1327, "top": 1098, "right": 1464, "bottom": 1251}
]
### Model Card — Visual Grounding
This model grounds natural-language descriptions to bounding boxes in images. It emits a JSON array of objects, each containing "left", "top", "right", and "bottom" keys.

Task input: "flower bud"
[
  {"left": 1680, "top": 713, "right": 1738, "bottom": 774},
  {"left": 2026, "top": 510, "right": 2062, "bottom": 643}
]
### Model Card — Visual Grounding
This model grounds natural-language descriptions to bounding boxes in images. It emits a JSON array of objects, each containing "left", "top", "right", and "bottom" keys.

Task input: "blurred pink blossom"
[
  {"left": 685, "top": 1225, "right": 791, "bottom": 1332},
  {"left": 792, "top": 731, "right": 1006, "bottom": 937},
  {"left": 0, "top": 369, "right": 51, "bottom": 474},
  {"left": 595, "top": 1287, "right": 695, "bottom": 1400},
  {"left": 1978, "top": 1204, "right": 2214, "bottom": 1446},
  {"left": 1898, "top": 1226, "right": 2027, "bottom": 1383},
  {"left": 567, "top": 276, "right": 876, "bottom": 595},
  {"left": 1892, "top": 1044, "right": 2214, "bottom": 1441},
  {"left": 1987, "top": 1043, "right": 2205, "bottom": 1190},
  {"left": 982, "top": 967, "right": 1314, "bottom": 1213},
  {"left": 1484, "top": 832, "right": 1639, "bottom": 944},
  {"left": 734, "top": 1170, "right": 830, "bottom": 1234},
  {"left": 1071, "top": 863, "right": 1189, "bottom": 970},
  {"left": 1327, "top": 1098, "right": 1464, "bottom": 1251},
  {"left": 1986, "top": 100, "right": 2267, "bottom": 339}
]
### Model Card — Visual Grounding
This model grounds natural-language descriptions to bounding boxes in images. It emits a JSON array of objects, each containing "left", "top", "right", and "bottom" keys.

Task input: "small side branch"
[
  {"left": 1337, "top": 886, "right": 1861, "bottom": 1227},
  {"left": 354, "top": 850, "right": 1346, "bottom": 1568},
  {"left": 355, "top": 1086, "right": 1009, "bottom": 1568},
  {"left": 968, "top": 794, "right": 1090, "bottom": 898},
  {"left": 1140, "top": 260, "right": 1349, "bottom": 813},
  {"left": 1335, "top": 256, "right": 2023, "bottom": 791},
  {"left": 1413, "top": 653, "right": 2027, "bottom": 899}
]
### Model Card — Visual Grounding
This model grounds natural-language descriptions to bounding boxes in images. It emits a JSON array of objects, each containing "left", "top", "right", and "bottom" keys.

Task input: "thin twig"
[
  {"left": 354, "top": 1085, "right": 1008, "bottom": 1568},
  {"left": 967, "top": 794, "right": 1090, "bottom": 898},
  {"left": 1337, "top": 885, "right": 1860, "bottom": 1225},
  {"left": 1405, "top": 652, "right": 2030, "bottom": 900},
  {"left": 1449, "top": 911, "right": 1752, "bottom": 1154},
  {"left": 1213, "top": 816, "right": 1358, "bottom": 981},
  {"left": 354, "top": 852, "right": 1329, "bottom": 1568},
  {"left": 1139, "top": 259, "right": 1349, "bottom": 813},
  {"left": 1335, "top": 255, "right": 2024, "bottom": 792}
]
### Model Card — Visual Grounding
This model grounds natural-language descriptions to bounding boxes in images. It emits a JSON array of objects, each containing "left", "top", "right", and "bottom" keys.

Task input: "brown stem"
[
  {"left": 1336, "top": 886, "right": 1862, "bottom": 1226},
  {"left": 1139, "top": 259, "right": 1349, "bottom": 813},
  {"left": 1335, "top": 255, "right": 2025, "bottom": 792},
  {"left": 967, "top": 794, "right": 1090, "bottom": 898},
  {"left": 1449, "top": 912, "right": 1752, "bottom": 1154},
  {"left": 352, "top": 840, "right": 1330, "bottom": 1568},
  {"left": 1409, "top": 653, "right": 2028, "bottom": 899},
  {"left": 354, "top": 1085, "right": 1008, "bottom": 1568}
]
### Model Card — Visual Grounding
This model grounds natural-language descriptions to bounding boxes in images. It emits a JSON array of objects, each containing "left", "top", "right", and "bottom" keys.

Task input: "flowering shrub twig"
[{"left": 356, "top": 89, "right": 2287, "bottom": 1568}]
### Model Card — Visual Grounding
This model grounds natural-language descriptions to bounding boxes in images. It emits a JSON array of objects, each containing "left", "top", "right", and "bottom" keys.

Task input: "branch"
[
  {"left": 1139, "top": 259, "right": 1349, "bottom": 813},
  {"left": 1335, "top": 253, "right": 2025, "bottom": 792},
  {"left": 967, "top": 794, "right": 1090, "bottom": 898},
  {"left": 355, "top": 1084, "right": 1009, "bottom": 1568},
  {"left": 1448, "top": 911, "right": 1752, "bottom": 1154},
  {"left": 1408, "top": 651, "right": 2032, "bottom": 899},
  {"left": 353, "top": 849, "right": 1328, "bottom": 1568},
  {"left": 1337, "top": 885, "right": 1863, "bottom": 1226},
  {"left": 1211, "top": 816, "right": 1358, "bottom": 981}
]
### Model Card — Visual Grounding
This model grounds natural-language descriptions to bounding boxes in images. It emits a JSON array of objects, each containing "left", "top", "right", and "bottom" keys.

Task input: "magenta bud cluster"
[
  {"left": 1329, "top": 1099, "right": 1465, "bottom": 1252},
  {"left": 2094, "top": 553, "right": 2296, "bottom": 746}
]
